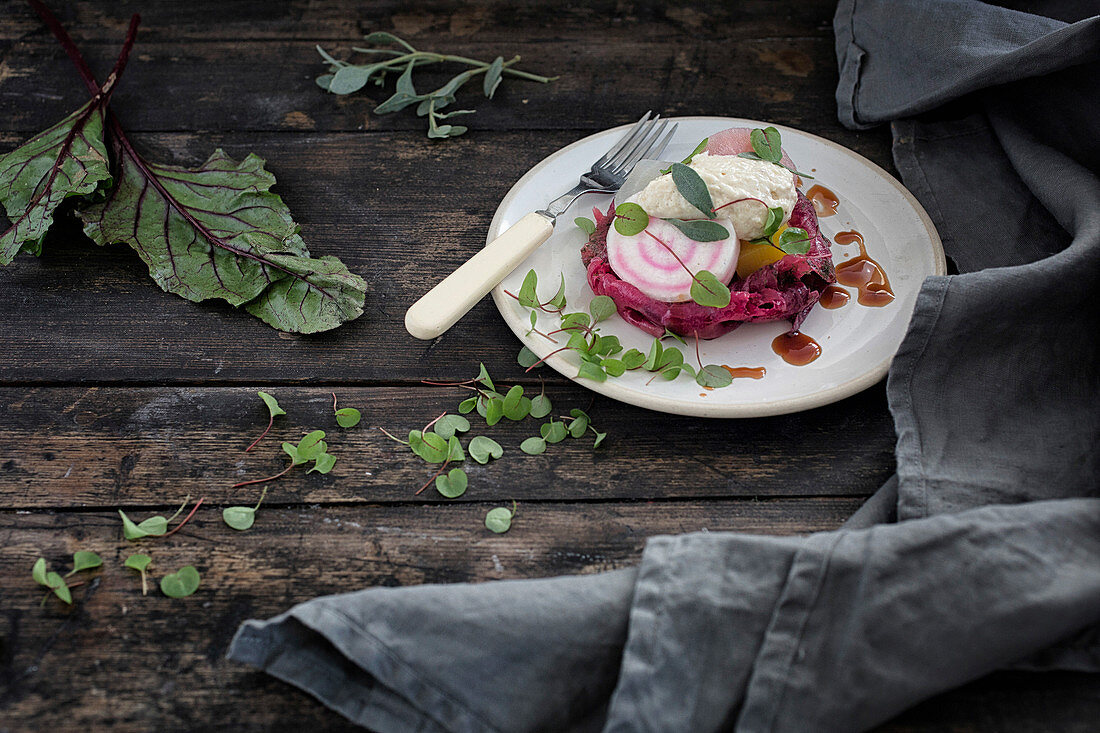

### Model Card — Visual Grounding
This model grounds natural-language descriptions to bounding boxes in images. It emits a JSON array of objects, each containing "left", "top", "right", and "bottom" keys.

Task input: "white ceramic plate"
[{"left": 489, "top": 117, "right": 945, "bottom": 418}]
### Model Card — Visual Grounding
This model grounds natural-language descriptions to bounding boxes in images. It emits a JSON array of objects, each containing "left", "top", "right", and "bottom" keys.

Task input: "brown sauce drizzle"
[
  {"left": 833, "top": 230, "right": 894, "bottom": 307},
  {"left": 818, "top": 285, "right": 850, "bottom": 309},
  {"left": 807, "top": 185, "right": 840, "bottom": 217},
  {"left": 772, "top": 331, "right": 821, "bottom": 366},
  {"left": 722, "top": 365, "right": 766, "bottom": 379}
]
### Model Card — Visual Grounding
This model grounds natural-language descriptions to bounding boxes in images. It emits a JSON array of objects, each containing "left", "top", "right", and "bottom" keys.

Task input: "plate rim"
[{"left": 489, "top": 116, "right": 946, "bottom": 418}]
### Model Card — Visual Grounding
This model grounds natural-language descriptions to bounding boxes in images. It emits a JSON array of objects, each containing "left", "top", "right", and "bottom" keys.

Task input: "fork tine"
[
  {"left": 650, "top": 122, "right": 678, "bottom": 162},
  {"left": 615, "top": 118, "right": 672, "bottom": 175},
  {"left": 605, "top": 114, "right": 660, "bottom": 172},
  {"left": 592, "top": 111, "right": 652, "bottom": 168}
]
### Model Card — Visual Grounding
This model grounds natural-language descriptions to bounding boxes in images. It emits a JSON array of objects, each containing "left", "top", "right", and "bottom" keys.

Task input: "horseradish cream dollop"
[{"left": 630, "top": 152, "right": 797, "bottom": 240}]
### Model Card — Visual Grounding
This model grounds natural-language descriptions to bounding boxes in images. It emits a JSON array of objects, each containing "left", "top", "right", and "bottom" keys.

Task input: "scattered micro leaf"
[
  {"left": 32, "top": 558, "right": 49, "bottom": 586},
  {"left": 575, "top": 216, "right": 596, "bottom": 235},
  {"left": 690, "top": 270, "right": 732, "bottom": 308},
  {"left": 45, "top": 572, "right": 71, "bottom": 604},
  {"left": 601, "top": 358, "right": 626, "bottom": 377},
  {"left": 447, "top": 435, "right": 466, "bottom": 462},
  {"left": 664, "top": 218, "right": 730, "bottom": 242},
  {"left": 592, "top": 430, "right": 608, "bottom": 448},
  {"left": 435, "top": 468, "right": 468, "bottom": 498},
  {"left": 776, "top": 226, "right": 812, "bottom": 255},
  {"left": 282, "top": 442, "right": 304, "bottom": 465},
  {"left": 517, "top": 269, "right": 540, "bottom": 308},
  {"left": 124, "top": 553, "right": 152, "bottom": 596},
  {"left": 483, "top": 56, "right": 504, "bottom": 98},
  {"left": 469, "top": 436, "right": 504, "bottom": 464},
  {"left": 485, "top": 502, "right": 516, "bottom": 533},
  {"left": 223, "top": 487, "right": 269, "bottom": 531},
  {"left": 670, "top": 163, "right": 716, "bottom": 218},
  {"left": 621, "top": 348, "right": 647, "bottom": 369},
  {"left": 577, "top": 361, "right": 608, "bottom": 382},
  {"left": 568, "top": 412, "right": 590, "bottom": 438},
  {"left": 476, "top": 363, "right": 495, "bottom": 391},
  {"left": 159, "top": 565, "right": 200, "bottom": 599},
  {"left": 541, "top": 420, "right": 569, "bottom": 444},
  {"left": 309, "top": 451, "right": 338, "bottom": 474},
  {"left": 762, "top": 207, "right": 785, "bottom": 238},
  {"left": 118, "top": 510, "right": 168, "bottom": 540},
  {"left": 520, "top": 436, "right": 547, "bottom": 455},
  {"left": 697, "top": 364, "right": 734, "bottom": 388},
  {"left": 518, "top": 346, "right": 542, "bottom": 369},
  {"left": 297, "top": 430, "right": 328, "bottom": 462},
  {"left": 560, "top": 312, "right": 591, "bottom": 331},
  {"left": 485, "top": 397, "right": 505, "bottom": 426},
  {"left": 458, "top": 396, "right": 479, "bottom": 414},
  {"left": 412, "top": 431, "right": 450, "bottom": 463},
  {"left": 68, "top": 551, "right": 102, "bottom": 576},
  {"left": 589, "top": 295, "right": 617, "bottom": 324},
  {"left": 246, "top": 391, "right": 286, "bottom": 451},
  {"left": 529, "top": 393, "right": 552, "bottom": 419},
  {"left": 613, "top": 202, "right": 649, "bottom": 236},
  {"left": 434, "top": 414, "right": 471, "bottom": 441},
  {"left": 334, "top": 396, "right": 362, "bottom": 428}
]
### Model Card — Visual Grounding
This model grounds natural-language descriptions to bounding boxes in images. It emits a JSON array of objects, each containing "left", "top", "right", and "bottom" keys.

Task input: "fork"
[{"left": 404, "top": 112, "right": 677, "bottom": 339}]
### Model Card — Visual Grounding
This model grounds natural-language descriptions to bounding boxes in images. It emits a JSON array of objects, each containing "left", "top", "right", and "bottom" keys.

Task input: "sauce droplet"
[
  {"left": 807, "top": 185, "right": 840, "bottom": 217},
  {"left": 819, "top": 285, "right": 850, "bottom": 309},
  {"left": 833, "top": 230, "right": 894, "bottom": 307},
  {"left": 722, "top": 365, "right": 766, "bottom": 379},
  {"left": 699, "top": 392, "right": 708, "bottom": 396},
  {"left": 772, "top": 331, "right": 821, "bottom": 366}
]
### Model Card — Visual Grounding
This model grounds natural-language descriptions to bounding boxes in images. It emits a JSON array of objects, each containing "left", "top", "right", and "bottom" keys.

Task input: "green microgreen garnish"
[
  {"left": 575, "top": 217, "right": 596, "bottom": 235},
  {"left": 316, "top": 32, "right": 557, "bottom": 139},
  {"left": 468, "top": 436, "right": 503, "bottom": 464},
  {"left": 434, "top": 414, "right": 471, "bottom": 440},
  {"left": 613, "top": 202, "right": 649, "bottom": 236},
  {"left": 32, "top": 551, "right": 102, "bottom": 606},
  {"left": 119, "top": 494, "right": 204, "bottom": 541},
  {"left": 517, "top": 346, "right": 541, "bottom": 369},
  {"left": 332, "top": 393, "right": 362, "bottom": 428},
  {"left": 664, "top": 218, "right": 730, "bottom": 242},
  {"left": 670, "top": 163, "right": 716, "bottom": 219},
  {"left": 736, "top": 127, "right": 814, "bottom": 178},
  {"left": 435, "top": 468, "right": 468, "bottom": 498},
  {"left": 68, "top": 550, "right": 102, "bottom": 576},
  {"left": 776, "top": 227, "right": 812, "bottom": 255},
  {"left": 762, "top": 206, "right": 785, "bottom": 238},
  {"left": 690, "top": 271, "right": 733, "bottom": 308},
  {"left": 246, "top": 391, "right": 286, "bottom": 452},
  {"left": 223, "top": 486, "right": 269, "bottom": 531},
  {"left": 124, "top": 554, "right": 152, "bottom": 595},
  {"left": 159, "top": 565, "right": 200, "bottom": 599},
  {"left": 485, "top": 502, "right": 517, "bottom": 533},
  {"left": 520, "top": 436, "right": 546, "bottom": 455},
  {"left": 234, "top": 429, "right": 337, "bottom": 488}
]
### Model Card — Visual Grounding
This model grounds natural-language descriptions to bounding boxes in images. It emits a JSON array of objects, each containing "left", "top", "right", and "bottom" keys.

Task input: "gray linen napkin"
[{"left": 228, "top": 2, "right": 1100, "bottom": 730}]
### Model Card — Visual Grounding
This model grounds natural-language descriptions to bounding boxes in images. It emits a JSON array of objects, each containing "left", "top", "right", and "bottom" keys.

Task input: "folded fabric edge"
[
  {"left": 227, "top": 604, "right": 498, "bottom": 733},
  {"left": 832, "top": 0, "right": 872, "bottom": 130}
]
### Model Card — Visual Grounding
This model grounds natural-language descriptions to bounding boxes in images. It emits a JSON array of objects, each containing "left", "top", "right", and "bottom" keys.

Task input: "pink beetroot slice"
[{"left": 581, "top": 192, "right": 835, "bottom": 339}]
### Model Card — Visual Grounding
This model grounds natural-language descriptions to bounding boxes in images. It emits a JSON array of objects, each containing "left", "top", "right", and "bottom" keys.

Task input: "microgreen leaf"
[
  {"left": 518, "top": 346, "right": 541, "bottom": 369},
  {"left": 435, "top": 468, "right": 468, "bottom": 498},
  {"left": 518, "top": 269, "right": 540, "bottom": 308},
  {"left": 776, "top": 227, "right": 812, "bottom": 255},
  {"left": 645, "top": 339, "right": 664, "bottom": 370},
  {"left": 309, "top": 452, "right": 338, "bottom": 474},
  {"left": 561, "top": 312, "right": 591, "bottom": 331},
  {"left": 661, "top": 137, "right": 710, "bottom": 174},
  {"left": 160, "top": 566, "right": 200, "bottom": 599},
  {"left": 412, "top": 431, "right": 450, "bottom": 463},
  {"left": 297, "top": 430, "right": 327, "bottom": 461},
  {"left": 68, "top": 551, "right": 102, "bottom": 576},
  {"left": 503, "top": 385, "right": 524, "bottom": 412},
  {"left": 662, "top": 328, "right": 688, "bottom": 345},
  {"left": 504, "top": 396, "right": 532, "bottom": 421},
  {"left": 258, "top": 391, "right": 285, "bottom": 419},
  {"left": 697, "top": 364, "right": 734, "bottom": 388},
  {"left": 621, "top": 348, "right": 647, "bottom": 369},
  {"left": 529, "top": 393, "right": 552, "bottom": 419},
  {"left": 447, "top": 435, "right": 466, "bottom": 462},
  {"left": 750, "top": 127, "right": 783, "bottom": 163},
  {"left": 485, "top": 398, "right": 505, "bottom": 426},
  {"left": 434, "top": 414, "right": 471, "bottom": 441},
  {"left": 664, "top": 218, "right": 730, "bottom": 242},
  {"left": 119, "top": 510, "right": 168, "bottom": 540},
  {"left": 32, "top": 558, "right": 49, "bottom": 586},
  {"left": 601, "top": 358, "right": 626, "bottom": 377},
  {"left": 613, "top": 202, "right": 649, "bottom": 236},
  {"left": 762, "top": 207, "right": 785, "bottom": 238},
  {"left": 46, "top": 572, "right": 72, "bottom": 604},
  {"left": 283, "top": 441, "right": 305, "bottom": 465},
  {"left": 483, "top": 56, "right": 504, "bottom": 98},
  {"left": 520, "top": 436, "right": 546, "bottom": 455},
  {"left": 594, "top": 334, "right": 622, "bottom": 356},
  {"left": 459, "top": 396, "right": 479, "bottom": 414},
  {"left": 541, "top": 420, "right": 569, "bottom": 444},
  {"left": 476, "top": 363, "right": 495, "bottom": 391},
  {"left": 548, "top": 275, "right": 567, "bottom": 310},
  {"left": 223, "top": 506, "right": 257, "bottom": 531},
  {"left": 575, "top": 216, "right": 596, "bottom": 235},
  {"left": 124, "top": 553, "right": 152, "bottom": 595},
  {"left": 485, "top": 502, "right": 516, "bottom": 533},
  {"left": 469, "top": 436, "right": 504, "bottom": 464},
  {"left": 592, "top": 430, "right": 608, "bottom": 448},
  {"left": 577, "top": 361, "right": 607, "bottom": 382},
  {"left": 335, "top": 408, "right": 362, "bottom": 428},
  {"left": 670, "top": 163, "right": 716, "bottom": 219},
  {"left": 589, "top": 295, "right": 617, "bottom": 324},
  {"left": 690, "top": 270, "right": 732, "bottom": 308}
]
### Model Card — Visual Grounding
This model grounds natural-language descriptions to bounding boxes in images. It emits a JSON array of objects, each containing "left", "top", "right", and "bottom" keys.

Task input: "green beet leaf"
[
  {"left": 613, "top": 202, "right": 649, "bottom": 236},
  {"left": 696, "top": 364, "right": 734, "bottom": 389},
  {"left": 309, "top": 452, "right": 338, "bottom": 474},
  {"left": 750, "top": 127, "right": 783, "bottom": 163},
  {"left": 540, "top": 420, "right": 568, "bottom": 444},
  {"left": 517, "top": 269, "right": 540, "bottom": 308},
  {"left": 0, "top": 97, "right": 112, "bottom": 265},
  {"left": 529, "top": 393, "right": 552, "bottom": 419},
  {"left": 46, "top": 572, "right": 72, "bottom": 604},
  {"left": 296, "top": 430, "right": 328, "bottom": 461},
  {"left": 79, "top": 148, "right": 366, "bottom": 334},
  {"left": 223, "top": 506, "right": 257, "bottom": 531},
  {"left": 520, "top": 436, "right": 546, "bottom": 455},
  {"left": 577, "top": 361, "right": 607, "bottom": 382},
  {"left": 690, "top": 270, "right": 732, "bottom": 308},
  {"left": 621, "top": 348, "right": 647, "bottom": 370},
  {"left": 160, "top": 565, "right": 201, "bottom": 599},
  {"left": 776, "top": 227, "right": 812, "bottom": 255},
  {"left": 589, "top": 295, "right": 617, "bottom": 324},
  {"left": 574, "top": 216, "right": 596, "bottom": 235},
  {"left": 69, "top": 550, "right": 102, "bottom": 575},
  {"left": 124, "top": 553, "right": 152, "bottom": 596},
  {"left": 434, "top": 414, "right": 470, "bottom": 441},
  {"left": 458, "top": 396, "right": 478, "bottom": 414},
  {"left": 119, "top": 509, "right": 168, "bottom": 540},
  {"left": 258, "top": 391, "right": 285, "bottom": 419},
  {"left": 469, "top": 436, "right": 503, "bottom": 464},
  {"left": 435, "top": 468, "right": 468, "bottom": 498},
  {"left": 670, "top": 163, "right": 716, "bottom": 219},
  {"left": 483, "top": 56, "right": 504, "bottom": 98},
  {"left": 517, "top": 346, "right": 541, "bottom": 369}
]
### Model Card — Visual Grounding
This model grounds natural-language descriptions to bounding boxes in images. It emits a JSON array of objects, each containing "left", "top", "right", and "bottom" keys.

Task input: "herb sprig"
[{"left": 317, "top": 32, "right": 557, "bottom": 139}]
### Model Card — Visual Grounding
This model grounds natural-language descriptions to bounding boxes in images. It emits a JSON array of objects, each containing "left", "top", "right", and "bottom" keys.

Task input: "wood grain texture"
[{"left": 0, "top": 386, "right": 895, "bottom": 508}]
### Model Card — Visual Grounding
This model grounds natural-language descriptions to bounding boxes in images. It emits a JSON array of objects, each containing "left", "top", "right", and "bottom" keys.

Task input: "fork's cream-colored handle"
[{"left": 405, "top": 212, "right": 555, "bottom": 340}]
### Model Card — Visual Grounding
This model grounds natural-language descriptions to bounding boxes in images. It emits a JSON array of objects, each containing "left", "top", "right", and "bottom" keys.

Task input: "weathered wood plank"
[
  {"left": 0, "top": 130, "right": 892, "bottom": 384},
  {"left": 0, "top": 0, "right": 840, "bottom": 43},
  {"left": 0, "top": 36, "right": 847, "bottom": 135},
  {"left": 0, "top": 386, "right": 895, "bottom": 508},
  {"left": 1, "top": 504, "right": 1095, "bottom": 731}
]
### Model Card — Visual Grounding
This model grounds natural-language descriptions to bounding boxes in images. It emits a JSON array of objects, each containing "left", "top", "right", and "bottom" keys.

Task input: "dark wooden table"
[{"left": 1, "top": 2, "right": 1096, "bottom": 730}]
